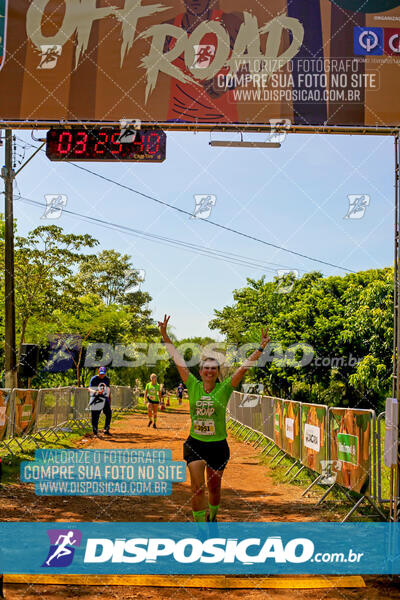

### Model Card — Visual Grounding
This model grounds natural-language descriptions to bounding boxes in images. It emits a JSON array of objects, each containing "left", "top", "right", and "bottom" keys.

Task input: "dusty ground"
[{"left": 1, "top": 403, "right": 399, "bottom": 599}]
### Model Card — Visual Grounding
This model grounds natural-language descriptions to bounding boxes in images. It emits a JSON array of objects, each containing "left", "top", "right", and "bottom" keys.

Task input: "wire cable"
[
  {"left": 14, "top": 135, "right": 355, "bottom": 273},
  {"left": 14, "top": 194, "right": 304, "bottom": 274}
]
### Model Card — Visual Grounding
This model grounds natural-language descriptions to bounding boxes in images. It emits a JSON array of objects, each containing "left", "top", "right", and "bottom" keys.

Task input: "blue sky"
[{"left": 2, "top": 130, "right": 395, "bottom": 340}]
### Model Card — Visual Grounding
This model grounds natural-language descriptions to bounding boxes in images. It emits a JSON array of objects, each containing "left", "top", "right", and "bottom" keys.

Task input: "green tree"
[
  {"left": 209, "top": 268, "right": 393, "bottom": 412},
  {"left": 1, "top": 225, "right": 98, "bottom": 379}
]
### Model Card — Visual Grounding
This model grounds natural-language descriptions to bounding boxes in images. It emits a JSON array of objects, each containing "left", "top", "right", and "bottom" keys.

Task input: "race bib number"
[{"left": 193, "top": 420, "right": 215, "bottom": 436}]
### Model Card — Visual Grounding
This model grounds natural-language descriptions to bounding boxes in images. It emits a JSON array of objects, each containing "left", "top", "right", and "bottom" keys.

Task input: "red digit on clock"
[
  {"left": 111, "top": 132, "right": 123, "bottom": 155},
  {"left": 133, "top": 135, "right": 144, "bottom": 152},
  {"left": 75, "top": 131, "right": 88, "bottom": 155},
  {"left": 57, "top": 131, "right": 73, "bottom": 154},
  {"left": 146, "top": 133, "right": 160, "bottom": 155},
  {"left": 94, "top": 132, "right": 108, "bottom": 154}
]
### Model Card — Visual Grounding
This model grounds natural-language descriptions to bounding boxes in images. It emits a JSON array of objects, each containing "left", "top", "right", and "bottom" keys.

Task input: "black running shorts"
[
  {"left": 147, "top": 399, "right": 159, "bottom": 405},
  {"left": 183, "top": 435, "right": 230, "bottom": 471}
]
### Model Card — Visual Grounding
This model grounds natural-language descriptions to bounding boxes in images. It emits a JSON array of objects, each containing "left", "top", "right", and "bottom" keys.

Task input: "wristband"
[{"left": 258, "top": 346, "right": 264, "bottom": 353}]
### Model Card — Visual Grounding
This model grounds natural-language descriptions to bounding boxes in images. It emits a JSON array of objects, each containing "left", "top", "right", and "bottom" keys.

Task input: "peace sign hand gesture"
[
  {"left": 259, "top": 327, "right": 270, "bottom": 350},
  {"left": 158, "top": 314, "right": 170, "bottom": 339}
]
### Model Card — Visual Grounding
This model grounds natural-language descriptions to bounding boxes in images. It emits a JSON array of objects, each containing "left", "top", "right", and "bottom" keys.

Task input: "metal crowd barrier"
[
  {"left": 0, "top": 384, "right": 138, "bottom": 456},
  {"left": 110, "top": 386, "right": 136, "bottom": 412},
  {"left": 227, "top": 392, "right": 387, "bottom": 521}
]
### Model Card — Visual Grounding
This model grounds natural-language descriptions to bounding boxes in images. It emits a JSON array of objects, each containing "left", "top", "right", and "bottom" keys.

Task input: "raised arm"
[
  {"left": 230, "top": 327, "right": 270, "bottom": 389},
  {"left": 158, "top": 315, "right": 190, "bottom": 384}
]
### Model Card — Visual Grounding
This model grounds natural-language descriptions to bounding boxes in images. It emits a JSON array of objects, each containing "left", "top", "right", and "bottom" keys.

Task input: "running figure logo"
[
  {"left": 344, "top": 194, "right": 370, "bottom": 219},
  {"left": 37, "top": 45, "right": 62, "bottom": 69},
  {"left": 192, "top": 44, "right": 216, "bottom": 68},
  {"left": 41, "top": 194, "right": 67, "bottom": 219},
  {"left": 42, "top": 529, "right": 82, "bottom": 568},
  {"left": 240, "top": 383, "right": 264, "bottom": 408},
  {"left": 191, "top": 195, "right": 217, "bottom": 219}
]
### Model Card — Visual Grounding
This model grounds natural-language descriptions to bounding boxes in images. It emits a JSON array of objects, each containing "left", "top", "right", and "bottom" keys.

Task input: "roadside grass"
[{"left": 229, "top": 423, "right": 389, "bottom": 522}]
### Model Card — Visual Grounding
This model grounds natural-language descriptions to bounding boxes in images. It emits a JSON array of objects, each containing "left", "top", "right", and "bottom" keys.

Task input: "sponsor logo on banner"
[
  {"left": 354, "top": 27, "right": 383, "bottom": 55},
  {"left": 304, "top": 423, "right": 320, "bottom": 452},
  {"left": 337, "top": 433, "right": 359, "bottom": 465},
  {"left": 285, "top": 417, "right": 294, "bottom": 441},
  {"left": 274, "top": 413, "right": 280, "bottom": 432},
  {"left": 42, "top": 529, "right": 82, "bottom": 567},
  {"left": 384, "top": 28, "right": 400, "bottom": 55}
]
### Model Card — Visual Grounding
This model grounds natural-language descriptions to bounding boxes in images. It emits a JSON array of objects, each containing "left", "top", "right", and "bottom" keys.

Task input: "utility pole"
[{"left": 2, "top": 129, "right": 17, "bottom": 389}]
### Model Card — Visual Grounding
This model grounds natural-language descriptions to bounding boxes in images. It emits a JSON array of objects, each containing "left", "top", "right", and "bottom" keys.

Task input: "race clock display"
[{"left": 46, "top": 128, "right": 166, "bottom": 162}]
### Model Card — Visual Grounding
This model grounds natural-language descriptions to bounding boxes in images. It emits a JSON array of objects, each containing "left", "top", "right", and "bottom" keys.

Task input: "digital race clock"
[{"left": 46, "top": 128, "right": 166, "bottom": 162}]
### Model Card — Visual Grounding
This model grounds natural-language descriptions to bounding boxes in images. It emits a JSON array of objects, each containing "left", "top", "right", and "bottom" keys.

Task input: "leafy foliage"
[
  {"left": 209, "top": 269, "right": 394, "bottom": 412},
  {"left": 0, "top": 223, "right": 158, "bottom": 388}
]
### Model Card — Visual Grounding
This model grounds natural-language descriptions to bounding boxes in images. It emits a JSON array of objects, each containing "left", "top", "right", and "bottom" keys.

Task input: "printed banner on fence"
[
  {"left": 13, "top": 389, "right": 38, "bottom": 437},
  {"left": 301, "top": 404, "right": 328, "bottom": 474},
  {"left": 0, "top": 522, "right": 399, "bottom": 575},
  {"left": 283, "top": 400, "right": 301, "bottom": 459},
  {"left": 2, "top": 1, "right": 400, "bottom": 126},
  {"left": 329, "top": 409, "right": 372, "bottom": 495},
  {"left": 274, "top": 399, "right": 284, "bottom": 449},
  {"left": 0, "top": 389, "right": 10, "bottom": 441}
]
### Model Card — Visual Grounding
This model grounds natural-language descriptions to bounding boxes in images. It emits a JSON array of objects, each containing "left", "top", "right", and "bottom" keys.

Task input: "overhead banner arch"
[{"left": 1, "top": 0, "right": 400, "bottom": 127}]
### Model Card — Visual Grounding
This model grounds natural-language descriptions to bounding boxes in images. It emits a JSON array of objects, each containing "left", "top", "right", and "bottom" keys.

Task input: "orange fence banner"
[
  {"left": 329, "top": 408, "right": 372, "bottom": 495},
  {"left": 13, "top": 389, "right": 38, "bottom": 437},
  {"left": 301, "top": 403, "right": 328, "bottom": 474},
  {"left": 282, "top": 400, "right": 301, "bottom": 460},
  {"left": 0, "top": 389, "right": 11, "bottom": 441}
]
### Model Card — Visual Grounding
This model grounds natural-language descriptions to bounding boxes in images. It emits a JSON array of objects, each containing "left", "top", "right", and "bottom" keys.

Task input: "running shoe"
[
  {"left": 153, "top": 423, "right": 157, "bottom": 429},
  {"left": 103, "top": 430, "right": 112, "bottom": 436},
  {"left": 148, "top": 420, "right": 152, "bottom": 427},
  {"left": 206, "top": 514, "right": 217, "bottom": 523}
]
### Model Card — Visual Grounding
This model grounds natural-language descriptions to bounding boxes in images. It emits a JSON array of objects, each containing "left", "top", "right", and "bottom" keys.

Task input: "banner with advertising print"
[
  {"left": 282, "top": 400, "right": 301, "bottom": 460},
  {"left": 1, "top": 1, "right": 400, "bottom": 126},
  {"left": 13, "top": 389, "right": 39, "bottom": 438},
  {"left": 273, "top": 398, "right": 284, "bottom": 449},
  {"left": 329, "top": 408, "right": 373, "bottom": 495},
  {"left": 0, "top": 389, "right": 11, "bottom": 441},
  {"left": 301, "top": 403, "right": 328, "bottom": 474}
]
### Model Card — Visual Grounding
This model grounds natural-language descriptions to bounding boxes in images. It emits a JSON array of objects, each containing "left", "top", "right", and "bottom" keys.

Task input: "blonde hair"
[{"left": 150, "top": 373, "right": 157, "bottom": 379}]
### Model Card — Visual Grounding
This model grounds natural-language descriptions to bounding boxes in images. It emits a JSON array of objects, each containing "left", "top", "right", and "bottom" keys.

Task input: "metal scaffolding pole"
[{"left": 393, "top": 131, "right": 400, "bottom": 522}]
